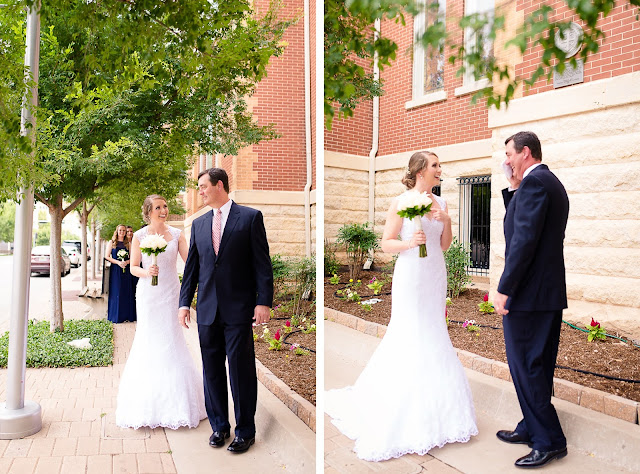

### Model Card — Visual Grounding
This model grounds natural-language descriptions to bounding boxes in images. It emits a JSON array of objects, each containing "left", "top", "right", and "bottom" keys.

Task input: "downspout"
[
  {"left": 366, "top": 19, "right": 381, "bottom": 268},
  {"left": 303, "top": 0, "right": 312, "bottom": 258}
]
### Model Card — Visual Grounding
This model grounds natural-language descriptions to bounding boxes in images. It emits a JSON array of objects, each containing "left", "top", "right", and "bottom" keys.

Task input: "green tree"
[
  {"left": 1, "top": 0, "right": 292, "bottom": 331},
  {"left": 0, "top": 201, "right": 16, "bottom": 243},
  {"left": 325, "top": 0, "right": 640, "bottom": 124},
  {"left": 35, "top": 222, "right": 50, "bottom": 246}
]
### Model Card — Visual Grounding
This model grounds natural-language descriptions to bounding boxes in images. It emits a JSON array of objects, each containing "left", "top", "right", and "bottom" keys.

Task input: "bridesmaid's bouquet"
[
  {"left": 396, "top": 191, "right": 433, "bottom": 257},
  {"left": 139, "top": 234, "right": 168, "bottom": 286},
  {"left": 116, "top": 249, "right": 129, "bottom": 273}
]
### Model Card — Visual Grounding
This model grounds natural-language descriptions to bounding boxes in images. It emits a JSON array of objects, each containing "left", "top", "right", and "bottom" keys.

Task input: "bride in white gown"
[
  {"left": 116, "top": 194, "right": 207, "bottom": 429},
  {"left": 325, "top": 151, "right": 478, "bottom": 462}
]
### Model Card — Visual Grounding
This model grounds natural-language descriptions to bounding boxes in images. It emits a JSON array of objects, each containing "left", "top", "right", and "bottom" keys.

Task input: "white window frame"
[
  {"left": 406, "top": 0, "right": 447, "bottom": 109},
  {"left": 455, "top": 0, "right": 493, "bottom": 96}
]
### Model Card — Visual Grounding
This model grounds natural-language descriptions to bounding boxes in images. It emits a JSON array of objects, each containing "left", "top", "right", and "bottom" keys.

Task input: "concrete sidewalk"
[
  {"left": 325, "top": 320, "right": 640, "bottom": 473},
  {"left": 0, "top": 280, "right": 315, "bottom": 473}
]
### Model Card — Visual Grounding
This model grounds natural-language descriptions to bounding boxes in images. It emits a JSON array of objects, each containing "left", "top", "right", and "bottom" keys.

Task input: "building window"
[
  {"left": 456, "top": 0, "right": 493, "bottom": 95},
  {"left": 206, "top": 154, "right": 213, "bottom": 169},
  {"left": 457, "top": 175, "right": 490, "bottom": 275},
  {"left": 407, "top": 0, "right": 447, "bottom": 108}
]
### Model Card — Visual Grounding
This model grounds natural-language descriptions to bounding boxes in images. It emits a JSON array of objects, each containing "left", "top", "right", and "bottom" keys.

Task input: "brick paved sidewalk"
[{"left": 0, "top": 322, "right": 177, "bottom": 474}]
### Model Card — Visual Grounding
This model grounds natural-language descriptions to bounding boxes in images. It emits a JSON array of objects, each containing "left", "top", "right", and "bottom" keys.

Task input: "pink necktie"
[{"left": 212, "top": 210, "right": 221, "bottom": 255}]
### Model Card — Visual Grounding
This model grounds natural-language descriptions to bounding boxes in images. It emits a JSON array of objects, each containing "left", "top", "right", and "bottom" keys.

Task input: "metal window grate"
[{"left": 457, "top": 175, "right": 491, "bottom": 276}]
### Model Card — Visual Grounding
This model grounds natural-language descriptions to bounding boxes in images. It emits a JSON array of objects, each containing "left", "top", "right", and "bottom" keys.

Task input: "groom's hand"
[
  {"left": 253, "top": 305, "right": 270, "bottom": 325},
  {"left": 178, "top": 308, "right": 191, "bottom": 329},
  {"left": 494, "top": 292, "right": 509, "bottom": 315}
]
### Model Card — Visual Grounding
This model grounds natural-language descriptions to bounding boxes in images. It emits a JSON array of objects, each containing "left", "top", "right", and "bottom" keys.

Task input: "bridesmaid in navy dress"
[
  {"left": 126, "top": 226, "right": 139, "bottom": 294},
  {"left": 106, "top": 224, "right": 137, "bottom": 323}
]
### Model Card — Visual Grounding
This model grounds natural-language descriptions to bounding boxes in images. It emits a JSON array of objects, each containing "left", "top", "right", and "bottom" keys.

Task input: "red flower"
[
  {"left": 274, "top": 329, "right": 281, "bottom": 341},
  {"left": 445, "top": 309, "right": 448, "bottom": 317},
  {"left": 483, "top": 293, "right": 489, "bottom": 302},
  {"left": 590, "top": 318, "right": 600, "bottom": 329},
  {"left": 285, "top": 320, "right": 291, "bottom": 327}
]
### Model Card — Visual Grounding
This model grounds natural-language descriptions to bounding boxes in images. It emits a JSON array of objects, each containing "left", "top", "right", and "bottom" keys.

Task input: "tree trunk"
[
  {"left": 80, "top": 201, "right": 88, "bottom": 290},
  {"left": 91, "top": 218, "right": 96, "bottom": 280},
  {"left": 49, "top": 196, "right": 64, "bottom": 332},
  {"left": 96, "top": 227, "right": 101, "bottom": 276}
]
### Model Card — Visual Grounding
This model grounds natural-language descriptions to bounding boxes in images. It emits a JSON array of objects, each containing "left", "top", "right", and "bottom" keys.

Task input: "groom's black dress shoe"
[
  {"left": 209, "top": 430, "right": 230, "bottom": 448},
  {"left": 497, "top": 430, "right": 532, "bottom": 447},
  {"left": 515, "top": 447, "right": 568, "bottom": 468},
  {"left": 227, "top": 436, "right": 255, "bottom": 453}
]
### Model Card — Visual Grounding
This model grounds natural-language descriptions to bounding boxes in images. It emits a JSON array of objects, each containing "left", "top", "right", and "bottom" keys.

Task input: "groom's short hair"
[
  {"left": 505, "top": 131, "right": 542, "bottom": 161},
  {"left": 199, "top": 168, "right": 230, "bottom": 193}
]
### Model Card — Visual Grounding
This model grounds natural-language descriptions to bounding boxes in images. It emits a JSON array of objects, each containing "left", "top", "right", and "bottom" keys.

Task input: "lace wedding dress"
[
  {"left": 325, "top": 193, "right": 478, "bottom": 461},
  {"left": 116, "top": 226, "right": 207, "bottom": 429}
]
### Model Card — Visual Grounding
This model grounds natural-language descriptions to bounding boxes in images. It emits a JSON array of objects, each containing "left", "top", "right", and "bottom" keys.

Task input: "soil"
[
  {"left": 325, "top": 269, "right": 640, "bottom": 403},
  {"left": 253, "top": 300, "right": 316, "bottom": 406}
]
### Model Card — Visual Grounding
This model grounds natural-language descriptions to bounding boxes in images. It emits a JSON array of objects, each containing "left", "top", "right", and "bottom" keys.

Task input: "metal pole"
[{"left": 0, "top": 1, "right": 42, "bottom": 439}]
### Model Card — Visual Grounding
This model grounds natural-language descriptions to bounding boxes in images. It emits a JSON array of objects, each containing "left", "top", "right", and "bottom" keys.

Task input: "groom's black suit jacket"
[
  {"left": 179, "top": 201, "right": 273, "bottom": 325},
  {"left": 498, "top": 163, "right": 569, "bottom": 312}
]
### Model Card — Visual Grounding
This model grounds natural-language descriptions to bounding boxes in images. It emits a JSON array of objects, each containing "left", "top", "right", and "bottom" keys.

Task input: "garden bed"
[
  {"left": 253, "top": 300, "right": 316, "bottom": 406},
  {"left": 325, "top": 269, "right": 640, "bottom": 403}
]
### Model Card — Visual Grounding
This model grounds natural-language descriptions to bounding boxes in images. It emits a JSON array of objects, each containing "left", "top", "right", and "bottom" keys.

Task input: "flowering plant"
[
  {"left": 463, "top": 319, "right": 480, "bottom": 334},
  {"left": 284, "top": 320, "right": 293, "bottom": 333},
  {"left": 478, "top": 294, "right": 495, "bottom": 314},
  {"left": 139, "top": 233, "right": 168, "bottom": 286},
  {"left": 396, "top": 191, "right": 433, "bottom": 257},
  {"left": 116, "top": 249, "right": 129, "bottom": 273},
  {"left": 366, "top": 277, "right": 384, "bottom": 295},
  {"left": 289, "top": 343, "right": 310, "bottom": 356},
  {"left": 586, "top": 318, "right": 607, "bottom": 342},
  {"left": 268, "top": 329, "right": 283, "bottom": 351},
  {"left": 336, "top": 288, "right": 360, "bottom": 302},
  {"left": 329, "top": 274, "right": 340, "bottom": 284}
]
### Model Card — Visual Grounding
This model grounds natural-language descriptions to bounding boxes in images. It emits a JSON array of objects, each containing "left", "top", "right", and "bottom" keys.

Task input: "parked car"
[
  {"left": 62, "top": 244, "right": 81, "bottom": 267},
  {"left": 31, "top": 246, "right": 71, "bottom": 276},
  {"left": 63, "top": 240, "right": 90, "bottom": 261}
]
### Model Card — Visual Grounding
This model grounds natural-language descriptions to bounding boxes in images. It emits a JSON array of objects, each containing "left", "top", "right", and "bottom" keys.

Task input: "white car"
[{"left": 62, "top": 245, "right": 81, "bottom": 267}]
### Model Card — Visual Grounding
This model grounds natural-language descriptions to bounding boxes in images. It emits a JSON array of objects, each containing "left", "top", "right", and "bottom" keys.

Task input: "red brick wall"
[
  {"left": 252, "top": 0, "right": 308, "bottom": 191},
  {"left": 518, "top": 1, "right": 640, "bottom": 96},
  {"left": 310, "top": 0, "right": 316, "bottom": 190},
  {"left": 325, "top": 99, "right": 374, "bottom": 156},
  {"left": 377, "top": 2, "right": 491, "bottom": 156}
]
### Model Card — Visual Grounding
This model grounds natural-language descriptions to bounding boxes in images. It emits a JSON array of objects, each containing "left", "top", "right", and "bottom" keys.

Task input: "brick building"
[
  {"left": 325, "top": 3, "right": 640, "bottom": 338},
  {"left": 177, "top": 0, "right": 316, "bottom": 258}
]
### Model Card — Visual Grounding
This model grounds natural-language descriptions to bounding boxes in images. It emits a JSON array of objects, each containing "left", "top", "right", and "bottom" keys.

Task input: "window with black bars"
[{"left": 457, "top": 175, "right": 491, "bottom": 275}]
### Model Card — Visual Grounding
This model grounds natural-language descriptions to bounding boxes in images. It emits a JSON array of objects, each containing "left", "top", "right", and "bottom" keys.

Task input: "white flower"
[
  {"left": 67, "top": 338, "right": 91, "bottom": 349},
  {"left": 139, "top": 233, "right": 168, "bottom": 252},
  {"left": 397, "top": 191, "right": 433, "bottom": 212}
]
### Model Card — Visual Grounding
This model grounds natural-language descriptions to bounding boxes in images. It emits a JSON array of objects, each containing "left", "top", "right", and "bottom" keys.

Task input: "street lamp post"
[{"left": 0, "top": 1, "right": 43, "bottom": 439}]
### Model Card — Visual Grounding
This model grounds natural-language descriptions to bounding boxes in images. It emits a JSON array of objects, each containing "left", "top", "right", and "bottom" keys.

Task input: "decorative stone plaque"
[
  {"left": 554, "top": 22, "right": 583, "bottom": 58},
  {"left": 554, "top": 22, "right": 584, "bottom": 88},
  {"left": 554, "top": 59, "right": 584, "bottom": 89}
]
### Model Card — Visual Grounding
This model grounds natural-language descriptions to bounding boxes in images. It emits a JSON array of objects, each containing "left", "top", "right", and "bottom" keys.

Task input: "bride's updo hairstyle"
[
  {"left": 142, "top": 194, "right": 167, "bottom": 224},
  {"left": 401, "top": 151, "right": 438, "bottom": 189}
]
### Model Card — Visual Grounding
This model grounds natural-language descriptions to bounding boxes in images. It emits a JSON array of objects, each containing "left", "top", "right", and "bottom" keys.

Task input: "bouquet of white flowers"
[
  {"left": 116, "top": 249, "right": 129, "bottom": 273},
  {"left": 396, "top": 191, "right": 433, "bottom": 257},
  {"left": 139, "top": 234, "right": 168, "bottom": 286}
]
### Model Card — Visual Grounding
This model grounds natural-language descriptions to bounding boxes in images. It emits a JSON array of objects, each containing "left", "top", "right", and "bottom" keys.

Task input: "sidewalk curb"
[
  {"left": 255, "top": 359, "right": 316, "bottom": 433},
  {"left": 324, "top": 306, "right": 640, "bottom": 426}
]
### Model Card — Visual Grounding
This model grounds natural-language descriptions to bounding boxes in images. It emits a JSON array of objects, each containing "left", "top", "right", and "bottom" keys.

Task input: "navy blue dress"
[{"left": 107, "top": 241, "right": 137, "bottom": 323}]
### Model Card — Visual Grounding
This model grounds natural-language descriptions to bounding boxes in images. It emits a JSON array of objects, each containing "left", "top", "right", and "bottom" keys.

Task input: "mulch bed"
[
  {"left": 325, "top": 269, "right": 640, "bottom": 403},
  {"left": 253, "top": 301, "right": 316, "bottom": 406}
]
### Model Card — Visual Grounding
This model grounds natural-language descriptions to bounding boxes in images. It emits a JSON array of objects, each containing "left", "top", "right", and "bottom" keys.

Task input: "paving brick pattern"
[{"left": 0, "top": 323, "right": 177, "bottom": 474}]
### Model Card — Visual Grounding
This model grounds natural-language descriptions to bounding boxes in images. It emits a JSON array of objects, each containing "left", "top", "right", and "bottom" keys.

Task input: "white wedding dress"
[
  {"left": 325, "top": 193, "right": 478, "bottom": 461},
  {"left": 116, "top": 226, "right": 207, "bottom": 429}
]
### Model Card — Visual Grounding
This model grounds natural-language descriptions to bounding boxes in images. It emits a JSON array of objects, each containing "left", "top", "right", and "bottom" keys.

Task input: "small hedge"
[{"left": 0, "top": 319, "right": 114, "bottom": 368}]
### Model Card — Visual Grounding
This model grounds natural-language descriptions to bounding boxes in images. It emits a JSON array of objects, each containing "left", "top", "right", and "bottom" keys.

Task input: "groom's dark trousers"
[{"left": 499, "top": 164, "right": 569, "bottom": 452}]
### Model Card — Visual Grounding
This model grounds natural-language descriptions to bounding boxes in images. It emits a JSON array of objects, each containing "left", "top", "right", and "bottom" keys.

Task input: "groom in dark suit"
[
  {"left": 493, "top": 132, "right": 569, "bottom": 469},
  {"left": 179, "top": 168, "right": 273, "bottom": 454}
]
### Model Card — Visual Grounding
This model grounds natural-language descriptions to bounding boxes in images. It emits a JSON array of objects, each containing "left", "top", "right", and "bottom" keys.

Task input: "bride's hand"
[
  {"left": 148, "top": 264, "right": 159, "bottom": 277},
  {"left": 431, "top": 209, "right": 451, "bottom": 223},
  {"left": 409, "top": 230, "right": 426, "bottom": 248}
]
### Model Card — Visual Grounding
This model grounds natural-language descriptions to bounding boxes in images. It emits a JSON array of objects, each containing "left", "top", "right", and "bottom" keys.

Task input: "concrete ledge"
[
  {"left": 326, "top": 306, "right": 640, "bottom": 427},
  {"left": 255, "top": 359, "right": 316, "bottom": 433}
]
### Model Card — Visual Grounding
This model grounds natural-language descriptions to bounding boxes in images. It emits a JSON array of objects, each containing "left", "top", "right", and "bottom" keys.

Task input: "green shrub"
[
  {"left": 271, "top": 254, "right": 291, "bottom": 298},
  {"left": 444, "top": 237, "right": 471, "bottom": 298},
  {"left": 324, "top": 239, "right": 341, "bottom": 276},
  {"left": 0, "top": 319, "right": 114, "bottom": 368},
  {"left": 290, "top": 254, "right": 316, "bottom": 318},
  {"left": 336, "top": 222, "right": 379, "bottom": 281}
]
